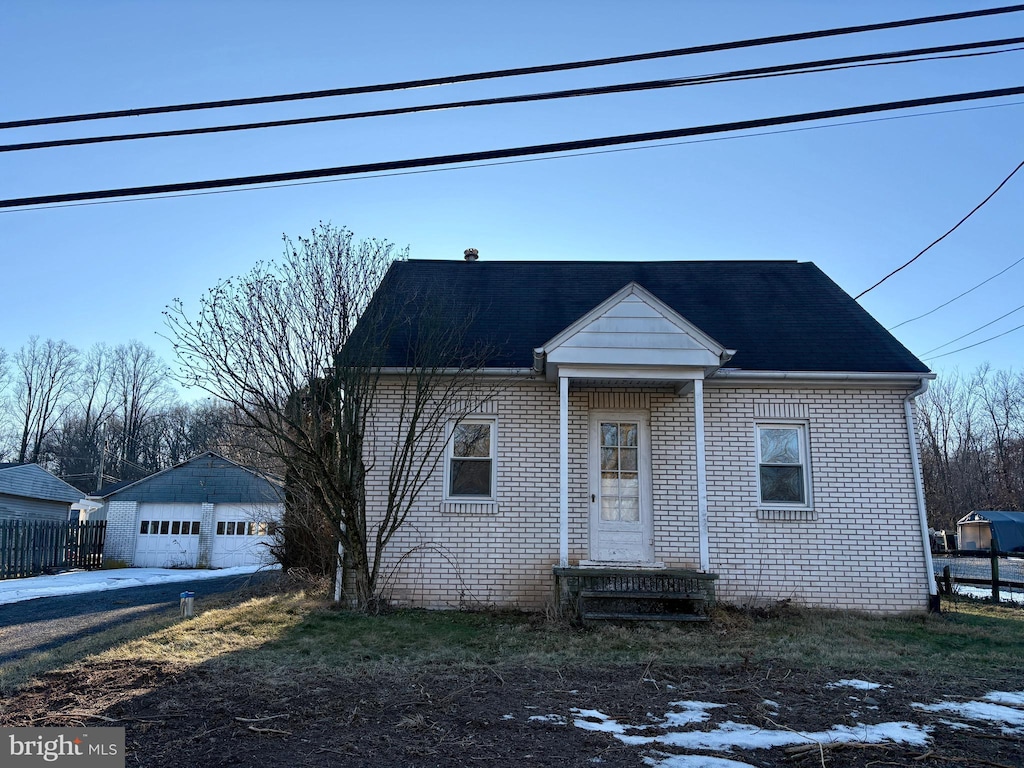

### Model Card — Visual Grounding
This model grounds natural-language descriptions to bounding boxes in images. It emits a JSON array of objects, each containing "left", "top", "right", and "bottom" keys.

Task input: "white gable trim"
[{"left": 535, "top": 282, "right": 734, "bottom": 382}]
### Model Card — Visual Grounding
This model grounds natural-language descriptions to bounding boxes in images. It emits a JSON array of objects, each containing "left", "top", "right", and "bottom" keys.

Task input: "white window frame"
[
  {"left": 755, "top": 421, "right": 812, "bottom": 509},
  {"left": 443, "top": 418, "right": 497, "bottom": 502}
]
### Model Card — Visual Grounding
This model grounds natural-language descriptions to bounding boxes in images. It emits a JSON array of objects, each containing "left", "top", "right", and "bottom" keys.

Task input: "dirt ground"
[{"left": 2, "top": 659, "right": 1021, "bottom": 767}]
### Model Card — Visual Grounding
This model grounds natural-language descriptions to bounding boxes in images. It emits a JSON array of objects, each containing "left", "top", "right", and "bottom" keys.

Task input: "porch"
[{"left": 554, "top": 565, "right": 718, "bottom": 623}]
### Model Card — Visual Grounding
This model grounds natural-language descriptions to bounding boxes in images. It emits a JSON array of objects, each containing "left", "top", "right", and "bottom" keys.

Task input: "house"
[
  {"left": 957, "top": 511, "right": 1024, "bottom": 552},
  {"left": 99, "top": 452, "right": 283, "bottom": 569},
  {"left": 0, "top": 463, "right": 83, "bottom": 522},
  {"left": 355, "top": 257, "right": 938, "bottom": 614}
]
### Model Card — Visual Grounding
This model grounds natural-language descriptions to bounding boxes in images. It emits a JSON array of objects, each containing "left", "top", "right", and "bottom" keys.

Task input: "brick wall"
[
  {"left": 103, "top": 500, "right": 139, "bottom": 564},
  {"left": 364, "top": 379, "right": 930, "bottom": 613}
]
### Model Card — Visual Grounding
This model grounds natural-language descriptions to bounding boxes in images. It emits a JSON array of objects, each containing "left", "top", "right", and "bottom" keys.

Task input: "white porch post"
[
  {"left": 694, "top": 377, "right": 710, "bottom": 572},
  {"left": 559, "top": 374, "right": 569, "bottom": 567}
]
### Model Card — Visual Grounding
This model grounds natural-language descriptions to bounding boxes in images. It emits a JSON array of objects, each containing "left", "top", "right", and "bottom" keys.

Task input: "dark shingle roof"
[
  {"left": 0, "top": 463, "right": 83, "bottom": 503},
  {"left": 356, "top": 260, "right": 929, "bottom": 374}
]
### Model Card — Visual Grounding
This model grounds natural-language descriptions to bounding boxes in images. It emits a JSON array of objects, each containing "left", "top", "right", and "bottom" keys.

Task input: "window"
[
  {"left": 140, "top": 521, "right": 149, "bottom": 534},
  {"left": 191, "top": 521, "right": 201, "bottom": 535},
  {"left": 756, "top": 423, "right": 810, "bottom": 507},
  {"left": 446, "top": 419, "right": 496, "bottom": 499}
]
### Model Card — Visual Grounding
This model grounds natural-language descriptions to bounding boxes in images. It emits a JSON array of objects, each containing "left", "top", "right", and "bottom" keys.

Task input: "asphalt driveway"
[{"left": 0, "top": 570, "right": 275, "bottom": 665}]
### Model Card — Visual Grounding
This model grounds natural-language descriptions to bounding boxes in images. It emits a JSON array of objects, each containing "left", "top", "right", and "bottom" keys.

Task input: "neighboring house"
[
  {"left": 356, "top": 257, "right": 937, "bottom": 613},
  {"left": 99, "top": 452, "right": 283, "bottom": 569},
  {"left": 0, "top": 463, "right": 83, "bottom": 522},
  {"left": 958, "top": 511, "right": 1024, "bottom": 552}
]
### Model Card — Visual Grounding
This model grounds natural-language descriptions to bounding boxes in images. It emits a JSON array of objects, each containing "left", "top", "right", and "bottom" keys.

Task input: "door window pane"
[{"left": 597, "top": 421, "right": 642, "bottom": 523}]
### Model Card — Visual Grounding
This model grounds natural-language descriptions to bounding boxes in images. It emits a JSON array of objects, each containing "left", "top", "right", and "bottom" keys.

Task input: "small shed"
[{"left": 957, "top": 510, "right": 1024, "bottom": 553}]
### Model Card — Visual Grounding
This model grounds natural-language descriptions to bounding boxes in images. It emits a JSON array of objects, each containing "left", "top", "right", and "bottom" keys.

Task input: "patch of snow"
[
  {"left": 937, "top": 719, "right": 977, "bottom": 731},
  {"left": 622, "top": 720, "right": 930, "bottom": 751},
  {"left": 913, "top": 696, "right": 1024, "bottom": 730},
  {"left": 501, "top": 714, "right": 514, "bottom": 720},
  {"left": 643, "top": 751, "right": 756, "bottom": 768},
  {"left": 661, "top": 701, "right": 726, "bottom": 728},
  {"left": 826, "top": 679, "right": 883, "bottom": 691},
  {"left": 983, "top": 692, "right": 1024, "bottom": 707},
  {"left": 953, "top": 585, "right": 1024, "bottom": 605},
  {"left": 529, "top": 714, "right": 567, "bottom": 725},
  {"left": 573, "top": 710, "right": 628, "bottom": 735},
  {"left": 0, "top": 564, "right": 278, "bottom": 606},
  {"left": 761, "top": 700, "right": 779, "bottom": 710}
]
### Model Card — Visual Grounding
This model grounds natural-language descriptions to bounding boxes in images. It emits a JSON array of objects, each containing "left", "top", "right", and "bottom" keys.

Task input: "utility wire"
[
  {"left": 3, "top": 84, "right": 1023, "bottom": 210},
  {"left": 888, "top": 252, "right": 1024, "bottom": 329},
  {"left": 924, "top": 321, "right": 1024, "bottom": 360},
  {"left": 5, "top": 38, "right": 1021, "bottom": 154},
  {"left": 855, "top": 157, "right": 1024, "bottom": 299},
  {"left": 16, "top": 99, "right": 1022, "bottom": 213},
  {"left": 4, "top": 4, "right": 1023, "bottom": 130},
  {"left": 920, "top": 301, "right": 1024, "bottom": 355}
]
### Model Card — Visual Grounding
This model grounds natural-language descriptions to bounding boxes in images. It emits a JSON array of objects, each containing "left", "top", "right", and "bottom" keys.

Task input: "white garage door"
[
  {"left": 211, "top": 503, "right": 279, "bottom": 568},
  {"left": 134, "top": 503, "right": 202, "bottom": 568}
]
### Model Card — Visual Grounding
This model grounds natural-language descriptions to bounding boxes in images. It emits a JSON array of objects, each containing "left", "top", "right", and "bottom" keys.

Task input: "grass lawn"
[
  {"left": 9, "top": 583, "right": 1016, "bottom": 687},
  {"left": 4, "top": 583, "right": 1022, "bottom": 768}
]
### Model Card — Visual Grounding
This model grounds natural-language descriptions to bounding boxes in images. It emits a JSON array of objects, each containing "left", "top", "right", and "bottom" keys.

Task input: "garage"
[
  {"left": 98, "top": 452, "right": 283, "bottom": 570},
  {"left": 134, "top": 503, "right": 203, "bottom": 568},
  {"left": 211, "top": 503, "right": 278, "bottom": 568}
]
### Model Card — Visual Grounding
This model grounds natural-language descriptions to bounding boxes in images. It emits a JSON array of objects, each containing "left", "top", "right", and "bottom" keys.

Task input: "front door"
[{"left": 589, "top": 411, "right": 653, "bottom": 562}]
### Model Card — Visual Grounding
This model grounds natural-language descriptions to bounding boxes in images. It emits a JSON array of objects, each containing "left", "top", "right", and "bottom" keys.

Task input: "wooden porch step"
[
  {"left": 581, "top": 611, "right": 709, "bottom": 622},
  {"left": 579, "top": 590, "right": 706, "bottom": 601}
]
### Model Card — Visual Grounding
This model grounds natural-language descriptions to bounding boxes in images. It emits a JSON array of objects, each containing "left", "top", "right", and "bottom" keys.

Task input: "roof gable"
[
  {"left": 0, "top": 464, "right": 82, "bottom": 504},
  {"left": 539, "top": 282, "right": 733, "bottom": 376},
  {"left": 101, "top": 452, "right": 282, "bottom": 504}
]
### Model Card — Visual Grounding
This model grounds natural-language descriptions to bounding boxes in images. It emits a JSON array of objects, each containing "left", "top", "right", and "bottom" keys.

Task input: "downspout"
[{"left": 904, "top": 378, "right": 939, "bottom": 611}]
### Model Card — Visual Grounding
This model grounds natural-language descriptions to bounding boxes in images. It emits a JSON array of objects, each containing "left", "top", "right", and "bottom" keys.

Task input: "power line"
[
  {"left": 11, "top": 100, "right": 1023, "bottom": 213},
  {"left": 6, "top": 38, "right": 1022, "bottom": 154},
  {"left": 888, "top": 252, "right": 1024, "bottom": 330},
  {"left": 4, "top": 4, "right": 1024, "bottom": 130},
  {"left": 3, "top": 84, "right": 1023, "bottom": 211},
  {"left": 924, "top": 320, "right": 1024, "bottom": 360},
  {"left": 920, "top": 301, "right": 1024, "bottom": 355},
  {"left": 855, "top": 157, "right": 1024, "bottom": 299}
]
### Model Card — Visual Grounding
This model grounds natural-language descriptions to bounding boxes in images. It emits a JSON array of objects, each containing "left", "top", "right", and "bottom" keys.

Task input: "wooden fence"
[
  {"left": 934, "top": 550, "right": 1024, "bottom": 605},
  {"left": 0, "top": 519, "right": 106, "bottom": 580}
]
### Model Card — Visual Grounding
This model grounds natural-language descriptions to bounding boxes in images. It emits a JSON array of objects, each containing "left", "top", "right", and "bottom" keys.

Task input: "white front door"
[{"left": 589, "top": 411, "right": 653, "bottom": 562}]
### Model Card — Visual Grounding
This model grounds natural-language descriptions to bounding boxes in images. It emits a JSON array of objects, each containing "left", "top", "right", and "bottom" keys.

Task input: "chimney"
[{"left": 464, "top": 248, "right": 479, "bottom": 262}]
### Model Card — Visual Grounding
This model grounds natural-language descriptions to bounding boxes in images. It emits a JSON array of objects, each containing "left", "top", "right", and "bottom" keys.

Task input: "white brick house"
[{"left": 358, "top": 259, "right": 936, "bottom": 613}]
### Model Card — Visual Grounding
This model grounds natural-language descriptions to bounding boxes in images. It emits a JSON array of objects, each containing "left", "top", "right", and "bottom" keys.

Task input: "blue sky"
[{"left": 2, "top": 1, "right": 1022, "bottom": 384}]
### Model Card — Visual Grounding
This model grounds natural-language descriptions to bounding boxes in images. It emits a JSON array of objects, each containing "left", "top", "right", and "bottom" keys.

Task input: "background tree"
[
  {"left": 919, "top": 366, "right": 1024, "bottom": 532},
  {"left": 165, "top": 223, "right": 498, "bottom": 608},
  {"left": 12, "top": 337, "right": 80, "bottom": 464}
]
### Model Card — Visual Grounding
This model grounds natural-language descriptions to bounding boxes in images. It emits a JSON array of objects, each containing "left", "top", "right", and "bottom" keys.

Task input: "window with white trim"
[
  {"left": 756, "top": 423, "right": 811, "bottom": 507},
  {"left": 445, "top": 419, "right": 496, "bottom": 499}
]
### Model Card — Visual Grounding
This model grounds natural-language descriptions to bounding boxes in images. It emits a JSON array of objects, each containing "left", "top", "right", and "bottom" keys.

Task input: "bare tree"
[
  {"left": 12, "top": 337, "right": 80, "bottom": 464},
  {"left": 51, "top": 344, "right": 117, "bottom": 491},
  {"left": 919, "top": 366, "right": 1024, "bottom": 532},
  {"left": 107, "top": 341, "right": 175, "bottom": 482},
  {"left": 164, "top": 223, "right": 498, "bottom": 608}
]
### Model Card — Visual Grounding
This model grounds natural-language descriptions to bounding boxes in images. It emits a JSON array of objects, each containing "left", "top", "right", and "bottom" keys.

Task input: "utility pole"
[{"left": 95, "top": 423, "right": 107, "bottom": 494}]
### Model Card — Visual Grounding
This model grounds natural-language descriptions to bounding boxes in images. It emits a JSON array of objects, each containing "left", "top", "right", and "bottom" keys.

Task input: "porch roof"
[{"left": 534, "top": 282, "right": 734, "bottom": 382}]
